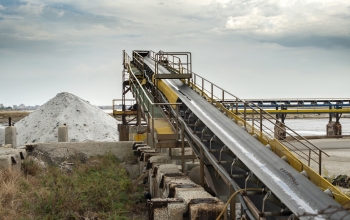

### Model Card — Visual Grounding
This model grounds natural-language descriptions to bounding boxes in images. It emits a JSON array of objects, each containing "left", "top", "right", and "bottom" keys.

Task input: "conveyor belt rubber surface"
[{"left": 143, "top": 56, "right": 349, "bottom": 219}]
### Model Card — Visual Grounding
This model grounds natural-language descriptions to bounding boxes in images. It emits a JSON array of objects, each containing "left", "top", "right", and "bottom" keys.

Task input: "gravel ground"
[{"left": 290, "top": 139, "right": 350, "bottom": 195}]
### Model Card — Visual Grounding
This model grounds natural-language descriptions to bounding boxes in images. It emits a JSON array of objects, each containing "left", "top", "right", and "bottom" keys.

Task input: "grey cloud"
[
  {"left": 268, "top": 35, "right": 350, "bottom": 49},
  {"left": 215, "top": 0, "right": 350, "bottom": 49},
  {"left": 0, "top": 2, "right": 147, "bottom": 54}
]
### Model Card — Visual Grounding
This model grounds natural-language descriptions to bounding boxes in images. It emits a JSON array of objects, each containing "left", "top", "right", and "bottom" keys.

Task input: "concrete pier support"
[
  {"left": 274, "top": 121, "right": 286, "bottom": 140},
  {"left": 118, "top": 124, "right": 129, "bottom": 141},
  {"left": 327, "top": 121, "right": 342, "bottom": 136},
  {"left": 58, "top": 125, "right": 68, "bottom": 142},
  {"left": 5, "top": 126, "right": 17, "bottom": 148},
  {"left": 172, "top": 148, "right": 181, "bottom": 165}
]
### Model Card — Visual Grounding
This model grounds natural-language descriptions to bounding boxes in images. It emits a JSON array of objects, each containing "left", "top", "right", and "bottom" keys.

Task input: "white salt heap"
[{"left": 14, "top": 92, "right": 120, "bottom": 146}]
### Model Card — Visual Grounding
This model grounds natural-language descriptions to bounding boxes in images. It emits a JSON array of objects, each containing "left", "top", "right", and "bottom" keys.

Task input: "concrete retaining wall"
[{"left": 34, "top": 141, "right": 135, "bottom": 165}]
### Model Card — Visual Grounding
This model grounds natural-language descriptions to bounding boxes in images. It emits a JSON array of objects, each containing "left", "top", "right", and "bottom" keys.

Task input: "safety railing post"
[
  {"left": 236, "top": 97, "right": 238, "bottom": 114},
  {"left": 308, "top": 149, "right": 311, "bottom": 166},
  {"left": 252, "top": 107, "right": 254, "bottom": 134},
  {"left": 187, "top": 70, "right": 190, "bottom": 86},
  {"left": 244, "top": 102, "right": 247, "bottom": 127},
  {"left": 211, "top": 83, "right": 213, "bottom": 104},
  {"left": 181, "top": 122, "right": 185, "bottom": 173},
  {"left": 319, "top": 150, "right": 322, "bottom": 175},
  {"left": 152, "top": 105, "right": 155, "bottom": 150},
  {"left": 201, "top": 77, "right": 204, "bottom": 96},
  {"left": 193, "top": 74, "right": 196, "bottom": 90},
  {"left": 176, "top": 106, "right": 179, "bottom": 140},
  {"left": 222, "top": 90, "right": 224, "bottom": 103},
  {"left": 260, "top": 109, "right": 263, "bottom": 138}
]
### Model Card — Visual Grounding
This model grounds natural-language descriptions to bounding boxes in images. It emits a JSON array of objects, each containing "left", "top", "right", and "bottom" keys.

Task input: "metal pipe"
[{"left": 230, "top": 185, "right": 235, "bottom": 220}]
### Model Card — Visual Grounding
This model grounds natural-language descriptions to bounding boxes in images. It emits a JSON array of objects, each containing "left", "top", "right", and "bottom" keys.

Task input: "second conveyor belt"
[{"left": 142, "top": 56, "right": 349, "bottom": 219}]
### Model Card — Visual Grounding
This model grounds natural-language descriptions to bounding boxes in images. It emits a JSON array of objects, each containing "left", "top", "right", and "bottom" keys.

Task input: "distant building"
[
  {"left": 0, "top": 103, "right": 3, "bottom": 109},
  {"left": 9, "top": 104, "right": 41, "bottom": 110}
]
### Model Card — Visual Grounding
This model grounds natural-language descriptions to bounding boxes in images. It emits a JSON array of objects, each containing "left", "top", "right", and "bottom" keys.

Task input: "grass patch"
[
  {"left": 0, "top": 153, "right": 145, "bottom": 220},
  {"left": 323, "top": 165, "right": 337, "bottom": 182}
]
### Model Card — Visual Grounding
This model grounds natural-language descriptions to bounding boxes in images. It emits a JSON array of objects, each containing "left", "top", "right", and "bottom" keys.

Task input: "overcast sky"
[{"left": 0, "top": 0, "right": 349, "bottom": 106}]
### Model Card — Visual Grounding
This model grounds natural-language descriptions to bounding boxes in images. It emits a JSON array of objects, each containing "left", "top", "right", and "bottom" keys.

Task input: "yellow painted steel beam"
[
  {"left": 235, "top": 109, "right": 350, "bottom": 114},
  {"left": 154, "top": 76, "right": 179, "bottom": 109},
  {"left": 152, "top": 77, "right": 179, "bottom": 137},
  {"left": 152, "top": 119, "right": 175, "bottom": 135},
  {"left": 113, "top": 110, "right": 138, "bottom": 115}
]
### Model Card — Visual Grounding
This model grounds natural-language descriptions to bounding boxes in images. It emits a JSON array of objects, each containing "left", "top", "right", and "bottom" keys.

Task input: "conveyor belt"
[{"left": 142, "top": 56, "right": 349, "bottom": 218}]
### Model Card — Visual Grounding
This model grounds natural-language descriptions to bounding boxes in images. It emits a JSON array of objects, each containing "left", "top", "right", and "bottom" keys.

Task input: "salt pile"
[{"left": 14, "top": 92, "right": 120, "bottom": 146}]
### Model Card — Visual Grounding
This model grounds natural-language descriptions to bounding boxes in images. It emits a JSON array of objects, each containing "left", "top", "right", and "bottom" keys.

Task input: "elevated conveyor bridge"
[
  {"left": 119, "top": 50, "right": 350, "bottom": 219},
  {"left": 221, "top": 99, "right": 350, "bottom": 109}
]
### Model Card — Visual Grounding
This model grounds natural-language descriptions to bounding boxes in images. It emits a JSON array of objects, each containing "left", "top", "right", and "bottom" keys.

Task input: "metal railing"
[
  {"left": 123, "top": 51, "right": 182, "bottom": 148},
  {"left": 132, "top": 50, "right": 146, "bottom": 77},
  {"left": 146, "top": 50, "right": 192, "bottom": 76},
  {"left": 112, "top": 99, "right": 136, "bottom": 112},
  {"left": 191, "top": 72, "right": 330, "bottom": 174},
  {"left": 222, "top": 98, "right": 350, "bottom": 117}
]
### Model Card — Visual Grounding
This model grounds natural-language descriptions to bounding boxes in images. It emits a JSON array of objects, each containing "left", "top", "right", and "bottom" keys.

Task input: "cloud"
[
  {"left": 0, "top": 4, "right": 5, "bottom": 10},
  {"left": 0, "top": 0, "right": 349, "bottom": 107},
  {"left": 15, "top": 2, "right": 45, "bottom": 17},
  {"left": 57, "top": 10, "right": 64, "bottom": 17},
  {"left": 219, "top": 0, "right": 350, "bottom": 47},
  {"left": 267, "top": 35, "right": 350, "bottom": 49}
]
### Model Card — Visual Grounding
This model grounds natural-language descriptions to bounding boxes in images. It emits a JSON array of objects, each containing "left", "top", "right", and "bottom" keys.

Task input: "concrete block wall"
[
  {"left": 0, "top": 146, "right": 27, "bottom": 171},
  {"left": 135, "top": 145, "right": 227, "bottom": 220},
  {"left": 149, "top": 198, "right": 186, "bottom": 220}
]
